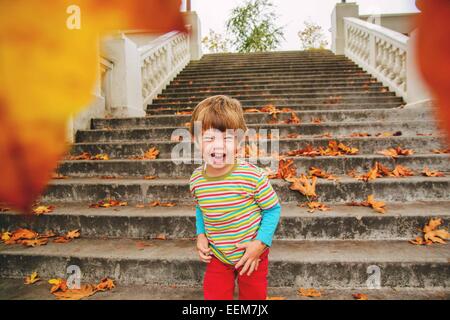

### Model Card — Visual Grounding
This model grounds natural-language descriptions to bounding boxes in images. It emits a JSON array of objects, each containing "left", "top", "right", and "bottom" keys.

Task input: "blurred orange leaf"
[{"left": 0, "top": 0, "right": 185, "bottom": 212}]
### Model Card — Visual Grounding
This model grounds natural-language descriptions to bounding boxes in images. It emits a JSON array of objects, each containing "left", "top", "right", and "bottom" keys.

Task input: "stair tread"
[
  {"left": 46, "top": 175, "right": 450, "bottom": 185},
  {"left": 0, "top": 278, "right": 448, "bottom": 300},
  {"left": 4, "top": 201, "right": 450, "bottom": 218},
  {"left": 1, "top": 237, "right": 449, "bottom": 263}
]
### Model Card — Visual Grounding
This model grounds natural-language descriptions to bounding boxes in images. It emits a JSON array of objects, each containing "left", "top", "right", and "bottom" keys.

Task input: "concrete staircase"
[{"left": 1, "top": 50, "right": 449, "bottom": 299}]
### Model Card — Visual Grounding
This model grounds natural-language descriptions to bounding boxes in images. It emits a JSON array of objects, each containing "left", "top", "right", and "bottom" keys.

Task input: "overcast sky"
[{"left": 187, "top": 0, "right": 419, "bottom": 51}]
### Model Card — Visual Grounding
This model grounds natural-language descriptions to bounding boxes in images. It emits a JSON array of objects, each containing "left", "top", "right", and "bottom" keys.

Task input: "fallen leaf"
[
  {"left": 286, "top": 175, "right": 317, "bottom": 199},
  {"left": 32, "top": 205, "right": 55, "bottom": 215},
  {"left": 352, "top": 293, "right": 368, "bottom": 300},
  {"left": 422, "top": 167, "right": 445, "bottom": 177},
  {"left": 24, "top": 272, "right": 40, "bottom": 285},
  {"left": 298, "top": 288, "right": 322, "bottom": 297}
]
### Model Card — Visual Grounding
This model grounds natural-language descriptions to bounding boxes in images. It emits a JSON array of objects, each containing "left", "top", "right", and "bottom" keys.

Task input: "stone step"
[
  {"left": 0, "top": 238, "right": 448, "bottom": 288},
  {"left": 161, "top": 82, "right": 384, "bottom": 94},
  {"left": 178, "top": 66, "right": 363, "bottom": 77},
  {"left": 39, "top": 175, "right": 450, "bottom": 204},
  {"left": 148, "top": 96, "right": 404, "bottom": 110},
  {"left": 146, "top": 102, "right": 403, "bottom": 115},
  {"left": 55, "top": 154, "right": 450, "bottom": 178},
  {"left": 1, "top": 278, "right": 448, "bottom": 300},
  {"left": 2, "top": 202, "right": 449, "bottom": 241},
  {"left": 175, "top": 70, "right": 368, "bottom": 81},
  {"left": 198, "top": 51, "right": 338, "bottom": 60},
  {"left": 75, "top": 120, "right": 440, "bottom": 143},
  {"left": 69, "top": 135, "right": 447, "bottom": 159},
  {"left": 95, "top": 108, "right": 432, "bottom": 129},
  {"left": 168, "top": 76, "right": 374, "bottom": 87},
  {"left": 153, "top": 91, "right": 396, "bottom": 104},
  {"left": 159, "top": 85, "right": 387, "bottom": 98},
  {"left": 183, "top": 61, "right": 358, "bottom": 72}
]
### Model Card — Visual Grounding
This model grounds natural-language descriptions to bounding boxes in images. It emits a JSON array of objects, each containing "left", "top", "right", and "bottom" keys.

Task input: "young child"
[{"left": 188, "top": 95, "right": 281, "bottom": 300}]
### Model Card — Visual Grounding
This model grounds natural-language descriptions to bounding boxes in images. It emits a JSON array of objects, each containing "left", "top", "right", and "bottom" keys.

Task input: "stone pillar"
[
  {"left": 183, "top": 11, "right": 202, "bottom": 60},
  {"left": 100, "top": 33, "right": 145, "bottom": 117},
  {"left": 331, "top": 2, "right": 359, "bottom": 54}
]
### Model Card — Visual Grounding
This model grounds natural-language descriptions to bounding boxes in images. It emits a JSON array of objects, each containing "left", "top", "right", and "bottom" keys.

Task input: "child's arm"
[
  {"left": 253, "top": 169, "right": 281, "bottom": 247},
  {"left": 255, "top": 202, "right": 281, "bottom": 247},
  {"left": 195, "top": 204, "right": 206, "bottom": 235}
]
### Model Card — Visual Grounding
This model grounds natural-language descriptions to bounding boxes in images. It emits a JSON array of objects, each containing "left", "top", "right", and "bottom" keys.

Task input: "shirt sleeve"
[
  {"left": 255, "top": 203, "right": 281, "bottom": 247},
  {"left": 254, "top": 168, "right": 280, "bottom": 210},
  {"left": 195, "top": 204, "right": 206, "bottom": 235},
  {"left": 190, "top": 171, "right": 204, "bottom": 235},
  {"left": 254, "top": 167, "right": 281, "bottom": 247}
]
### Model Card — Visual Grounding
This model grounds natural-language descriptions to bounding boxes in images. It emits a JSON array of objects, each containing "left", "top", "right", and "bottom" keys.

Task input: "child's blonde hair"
[{"left": 189, "top": 95, "right": 248, "bottom": 138}]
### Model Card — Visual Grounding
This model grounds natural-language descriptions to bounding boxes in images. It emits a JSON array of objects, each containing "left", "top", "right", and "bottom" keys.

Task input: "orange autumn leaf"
[
  {"left": 391, "top": 165, "right": 415, "bottom": 177},
  {"left": 410, "top": 218, "right": 450, "bottom": 245},
  {"left": 366, "top": 195, "right": 386, "bottom": 214},
  {"left": 52, "top": 284, "right": 97, "bottom": 300},
  {"left": 422, "top": 167, "right": 445, "bottom": 177},
  {"left": 283, "top": 112, "right": 301, "bottom": 124},
  {"left": 148, "top": 201, "right": 176, "bottom": 208},
  {"left": 298, "top": 288, "right": 322, "bottom": 297},
  {"left": 95, "top": 278, "right": 116, "bottom": 292},
  {"left": 49, "top": 278, "right": 68, "bottom": 294},
  {"left": 21, "top": 238, "right": 49, "bottom": 247},
  {"left": 24, "top": 271, "right": 40, "bottom": 285},
  {"left": 308, "top": 167, "right": 338, "bottom": 181},
  {"left": 32, "top": 205, "right": 55, "bottom": 215},
  {"left": 416, "top": 0, "right": 450, "bottom": 143},
  {"left": 0, "top": 0, "right": 185, "bottom": 213},
  {"left": 266, "top": 296, "right": 287, "bottom": 300},
  {"left": 352, "top": 293, "right": 368, "bottom": 300},
  {"left": 9, "top": 228, "right": 38, "bottom": 242},
  {"left": 285, "top": 175, "right": 317, "bottom": 198},
  {"left": 347, "top": 195, "right": 387, "bottom": 214},
  {"left": 377, "top": 147, "right": 414, "bottom": 159},
  {"left": 300, "top": 201, "right": 331, "bottom": 213}
]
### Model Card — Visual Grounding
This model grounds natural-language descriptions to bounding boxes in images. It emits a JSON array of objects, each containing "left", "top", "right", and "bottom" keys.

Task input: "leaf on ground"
[
  {"left": 148, "top": 201, "right": 176, "bottom": 207},
  {"left": 24, "top": 272, "right": 40, "bottom": 285},
  {"left": 49, "top": 278, "right": 68, "bottom": 294},
  {"left": 89, "top": 199, "right": 128, "bottom": 208},
  {"left": 352, "top": 293, "right": 368, "bottom": 300},
  {"left": 266, "top": 296, "right": 286, "bottom": 300},
  {"left": 308, "top": 167, "right": 338, "bottom": 181},
  {"left": 283, "top": 112, "right": 301, "bottom": 124},
  {"left": 286, "top": 175, "right": 317, "bottom": 198},
  {"left": 298, "top": 288, "right": 322, "bottom": 297},
  {"left": 377, "top": 147, "right": 414, "bottom": 159},
  {"left": 410, "top": 218, "right": 449, "bottom": 245},
  {"left": 422, "top": 167, "right": 445, "bottom": 177},
  {"left": 299, "top": 201, "right": 331, "bottom": 213},
  {"left": 32, "top": 205, "right": 55, "bottom": 215},
  {"left": 95, "top": 278, "right": 116, "bottom": 292}
]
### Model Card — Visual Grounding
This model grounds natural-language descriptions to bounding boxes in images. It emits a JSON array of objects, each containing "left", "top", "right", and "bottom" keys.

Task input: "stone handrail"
[
  {"left": 344, "top": 17, "right": 408, "bottom": 101},
  {"left": 139, "top": 31, "right": 190, "bottom": 106}
]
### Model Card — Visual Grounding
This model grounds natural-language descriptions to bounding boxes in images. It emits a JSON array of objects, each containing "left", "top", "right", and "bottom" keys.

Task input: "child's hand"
[
  {"left": 196, "top": 233, "right": 212, "bottom": 263},
  {"left": 234, "top": 240, "right": 266, "bottom": 276}
]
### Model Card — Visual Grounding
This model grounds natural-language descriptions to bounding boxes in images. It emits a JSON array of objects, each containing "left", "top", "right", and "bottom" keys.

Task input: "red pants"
[{"left": 203, "top": 249, "right": 269, "bottom": 300}]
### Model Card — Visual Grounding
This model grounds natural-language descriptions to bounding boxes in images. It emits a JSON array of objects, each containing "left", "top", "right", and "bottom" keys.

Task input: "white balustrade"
[
  {"left": 139, "top": 31, "right": 190, "bottom": 106},
  {"left": 344, "top": 17, "right": 408, "bottom": 101}
]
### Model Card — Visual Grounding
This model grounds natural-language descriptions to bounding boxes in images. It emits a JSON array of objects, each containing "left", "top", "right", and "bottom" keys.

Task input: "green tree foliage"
[
  {"left": 226, "top": 0, "right": 284, "bottom": 53},
  {"left": 298, "top": 20, "right": 328, "bottom": 50},
  {"left": 201, "top": 29, "right": 231, "bottom": 53}
]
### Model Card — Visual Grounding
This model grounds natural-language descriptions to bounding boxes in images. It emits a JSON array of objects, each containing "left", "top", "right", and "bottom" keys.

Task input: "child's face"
[{"left": 200, "top": 128, "right": 239, "bottom": 168}]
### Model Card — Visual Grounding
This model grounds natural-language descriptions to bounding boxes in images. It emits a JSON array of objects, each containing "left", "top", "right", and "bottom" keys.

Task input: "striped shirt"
[{"left": 189, "top": 159, "right": 280, "bottom": 265}]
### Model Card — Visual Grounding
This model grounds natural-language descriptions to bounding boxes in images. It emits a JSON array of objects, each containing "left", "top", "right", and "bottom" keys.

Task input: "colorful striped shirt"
[{"left": 189, "top": 159, "right": 281, "bottom": 265}]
